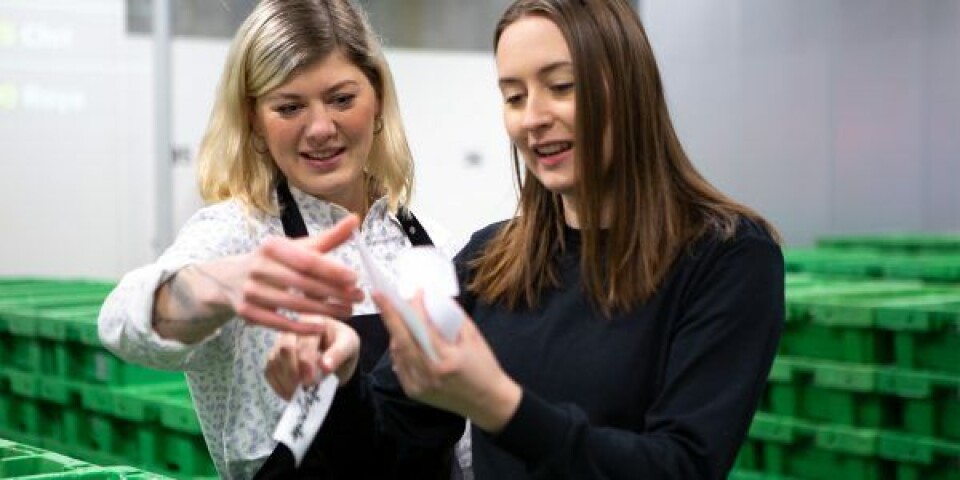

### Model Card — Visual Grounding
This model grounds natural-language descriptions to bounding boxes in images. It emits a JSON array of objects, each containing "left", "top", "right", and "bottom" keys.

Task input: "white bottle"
[
  {"left": 422, "top": 290, "right": 465, "bottom": 342},
  {"left": 395, "top": 247, "right": 465, "bottom": 341}
]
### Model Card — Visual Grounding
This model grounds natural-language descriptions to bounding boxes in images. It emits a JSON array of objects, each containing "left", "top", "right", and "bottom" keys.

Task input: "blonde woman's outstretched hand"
[{"left": 153, "top": 215, "right": 365, "bottom": 342}]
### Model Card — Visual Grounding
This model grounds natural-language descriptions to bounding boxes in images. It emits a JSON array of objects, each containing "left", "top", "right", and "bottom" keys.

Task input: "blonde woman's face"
[
  {"left": 253, "top": 51, "right": 379, "bottom": 211},
  {"left": 496, "top": 16, "right": 578, "bottom": 198}
]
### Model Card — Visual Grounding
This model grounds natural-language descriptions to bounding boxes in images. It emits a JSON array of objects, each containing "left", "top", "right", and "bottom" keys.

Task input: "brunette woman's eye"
[
  {"left": 551, "top": 82, "right": 574, "bottom": 94},
  {"left": 504, "top": 93, "right": 525, "bottom": 106}
]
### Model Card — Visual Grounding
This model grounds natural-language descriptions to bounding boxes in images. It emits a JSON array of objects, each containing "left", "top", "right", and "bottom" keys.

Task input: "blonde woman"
[{"left": 98, "top": 0, "right": 455, "bottom": 477}]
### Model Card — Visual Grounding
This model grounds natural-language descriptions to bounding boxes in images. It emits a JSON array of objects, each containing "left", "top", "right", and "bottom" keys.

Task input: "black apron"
[
  {"left": 276, "top": 177, "right": 434, "bottom": 376},
  {"left": 254, "top": 179, "right": 449, "bottom": 480}
]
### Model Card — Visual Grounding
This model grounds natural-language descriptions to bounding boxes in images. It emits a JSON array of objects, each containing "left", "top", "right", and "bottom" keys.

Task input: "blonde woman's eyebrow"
[{"left": 262, "top": 80, "right": 361, "bottom": 102}]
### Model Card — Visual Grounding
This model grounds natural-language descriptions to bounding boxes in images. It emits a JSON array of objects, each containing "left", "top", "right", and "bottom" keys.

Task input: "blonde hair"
[{"left": 197, "top": 0, "right": 414, "bottom": 214}]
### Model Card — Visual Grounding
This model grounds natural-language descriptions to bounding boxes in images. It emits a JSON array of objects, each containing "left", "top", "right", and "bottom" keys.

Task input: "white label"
[{"left": 272, "top": 374, "right": 339, "bottom": 466}]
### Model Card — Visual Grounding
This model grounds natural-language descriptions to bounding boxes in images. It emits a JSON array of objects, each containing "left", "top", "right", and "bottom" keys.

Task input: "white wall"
[
  {"left": 0, "top": 0, "right": 511, "bottom": 279},
  {"left": 388, "top": 49, "right": 514, "bottom": 249},
  {"left": 1, "top": 0, "right": 151, "bottom": 278},
  {"left": 643, "top": 0, "right": 960, "bottom": 245},
  {"left": 1, "top": 0, "right": 957, "bottom": 279}
]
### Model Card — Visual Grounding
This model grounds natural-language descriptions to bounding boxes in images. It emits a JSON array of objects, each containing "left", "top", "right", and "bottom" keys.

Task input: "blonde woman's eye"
[
  {"left": 274, "top": 104, "right": 302, "bottom": 116},
  {"left": 331, "top": 94, "right": 356, "bottom": 109}
]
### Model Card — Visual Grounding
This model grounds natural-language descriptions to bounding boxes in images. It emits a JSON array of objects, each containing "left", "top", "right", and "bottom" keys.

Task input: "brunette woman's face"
[{"left": 496, "top": 16, "right": 578, "bottom": 197}]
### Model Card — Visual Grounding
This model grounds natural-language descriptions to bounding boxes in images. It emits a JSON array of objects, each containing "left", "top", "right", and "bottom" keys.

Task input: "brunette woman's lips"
[{"left": 533, "top": 141, "right": 572, "bottom": 167}]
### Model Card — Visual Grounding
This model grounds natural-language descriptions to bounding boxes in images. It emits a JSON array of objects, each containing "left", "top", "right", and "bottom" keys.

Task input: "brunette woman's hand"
[{"left": 373, "top": 291, "right": 523, "bottom": 433}]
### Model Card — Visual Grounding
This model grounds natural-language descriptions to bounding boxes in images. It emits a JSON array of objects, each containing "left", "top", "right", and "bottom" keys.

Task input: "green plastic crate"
[
  {"left": 0, "top": 277, "right": 113, "bottom": 288},
  {"left": 785, "top": 273, "right": 827, "bottom": 289},
  {"left": 1, "top": 304, "right": 182, "bottom": 384},
  {"left": 786, "top": 280, "right": 927, "bottom": 323},
  {"left": 32, "top": 410, "right": 157, "bottom": 473},
  {"left": 101, "top": 384, "right": 189, "bottom": 424},
  {"left": 0, "top": 391, "right": 44, "bottom": 440},
  {"left": 0, "top": 286, "right": 112, "bottom": 305},
  {"left": 803, "top": 291, "right": 960, "bottom": 374},
  {"left": 751, "top": 414, "right": 893, "bottom": 480},
  {"left": 74, "top": 384, "right": 215, "bottom": 478},
  {"left": 2, "top": 374, "right": 91, "bottom": 452},
  {"left": 0, "top": 439, "right": 90, "bottom": 478},
  {"left": 784, "top": 249, "right": 889, "bottom": 278},
  {"left": 816, "top": 234, "right": 960, "bottom": 255},
  {"left": 785, "top": 248, "right": 960, "bottom": 283},
  {"left": 780, "top": 283, "right": 958, "bottom": 365},
  {"left": 17, "top": 466, "right": 174, "bottom": 479},
  {"left": 875, "top": 299, "right": 960, "bottom": 375},
  {"left": 72, "top": 413, "right": 214, "bottom": 478},
  {"left": 729, "top": 470, "right": 798, "bottom": 480},
  {"left": 0, "top": 293, "right": 109, "bottom": 314},
  {"left": 749, "top": 413, "right": 960, "bottom": 480},
  {"left": 149, "top": 430, "right": 216, "bottom": 478},
  {"left": 0, "top": 437, "right": 177, "bottom": 479},
  {"left": 763, "top": 357, "right": 960, "bottom": 441},
  {"left": 1, "top": 333, "right": 45, "bottom": 373},
  {"left": 883, "top": 255, "right": 960, "bottom": 283},
  {"left": 0, "top": 295, "right": 109, "bottom": 365},
  {"left": 807, "top": 291, "right": 960, "bottom": 328},
  {"left": 733, "top": 439, "right": 763, "bottom": 471}
]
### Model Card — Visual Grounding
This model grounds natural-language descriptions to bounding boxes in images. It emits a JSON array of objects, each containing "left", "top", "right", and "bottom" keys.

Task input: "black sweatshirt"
[{"left": 281, "top": 218, "right": 784, "bottom": 480}]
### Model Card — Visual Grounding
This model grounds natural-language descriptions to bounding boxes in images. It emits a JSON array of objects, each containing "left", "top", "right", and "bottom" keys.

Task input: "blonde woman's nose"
[{"left": 305, "top": 108, "right": 337, "bottom": 141}]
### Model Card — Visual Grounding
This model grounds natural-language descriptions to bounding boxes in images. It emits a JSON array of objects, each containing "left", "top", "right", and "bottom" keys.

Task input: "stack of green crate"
[
  {"left": 785, "top": 233, "right": 960, "bottom": 283},
  {"left": 0, "top": 278, "right": 217, "bottom": 479},
  {"left": 732, "top": 234, "right": 960, "bottom": 480},
  {"left": 816, "top": 234, "right": 960, "bottom": 255},
  {"left": 0, "top": 437, "right": 173, "bottom": 479}
]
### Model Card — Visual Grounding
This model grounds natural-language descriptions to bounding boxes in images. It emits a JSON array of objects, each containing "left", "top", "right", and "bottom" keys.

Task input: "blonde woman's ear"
[{"left": 247, "top": 99, "right": 265, "bottom": 135}]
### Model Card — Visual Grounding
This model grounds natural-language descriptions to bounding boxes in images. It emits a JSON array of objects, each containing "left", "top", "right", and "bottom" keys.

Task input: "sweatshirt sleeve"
[
  {"left": 490, "top": 229, "right": 785, "bottom": 479},
  {"left": 97, "top": 202, "right": 261, "bottom": 371}
]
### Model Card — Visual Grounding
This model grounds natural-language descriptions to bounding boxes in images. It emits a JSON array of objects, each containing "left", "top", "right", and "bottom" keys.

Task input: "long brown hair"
[{"left": 470, "top": 0, "right": 780, "bottom": 315}]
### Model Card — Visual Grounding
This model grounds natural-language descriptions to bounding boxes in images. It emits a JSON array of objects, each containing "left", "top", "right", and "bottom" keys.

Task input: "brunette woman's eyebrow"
[
  {"left": 498, "top": 61, "right": 573, "bottom": 87},
  {"left": 498, "top": 77, "right": 522, "bottom": 89},
  {"left": 538, "top": 61, "right": 573, "bottom": 77}
]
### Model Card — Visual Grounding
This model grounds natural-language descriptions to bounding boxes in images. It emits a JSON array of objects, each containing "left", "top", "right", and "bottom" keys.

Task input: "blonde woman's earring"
[{"left": 251, "top": 134, "right": 269, "bottom": 155}]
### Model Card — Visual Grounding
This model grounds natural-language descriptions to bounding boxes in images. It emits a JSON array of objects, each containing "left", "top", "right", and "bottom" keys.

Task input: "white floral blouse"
[{"left": 97, "top": 185, "right": 460, "bottom": 479}]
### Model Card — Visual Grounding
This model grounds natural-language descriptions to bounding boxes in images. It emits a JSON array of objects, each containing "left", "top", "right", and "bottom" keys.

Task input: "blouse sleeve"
[
  {"left": 97, "top": 201, "right": 262, "bottom": 371},
  {"left": 490, "top": 230, "right": 784, "bottom": 479}
]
